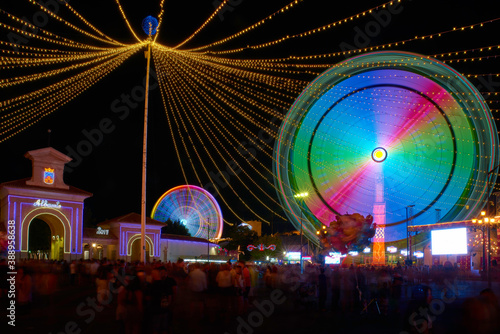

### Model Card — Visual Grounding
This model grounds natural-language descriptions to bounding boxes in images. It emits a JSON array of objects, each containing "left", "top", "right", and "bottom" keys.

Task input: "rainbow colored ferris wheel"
[
  {"left": 151, "top": 185, "right": 223, "bottom": 239},
  {"left": 273, "top": 51, "right": 499, "bottom": 243}
]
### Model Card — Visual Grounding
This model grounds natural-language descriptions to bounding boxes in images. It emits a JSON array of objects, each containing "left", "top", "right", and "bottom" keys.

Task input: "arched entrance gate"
[{"left": 0, "top": 147, "right": 91, "bottom": 261}]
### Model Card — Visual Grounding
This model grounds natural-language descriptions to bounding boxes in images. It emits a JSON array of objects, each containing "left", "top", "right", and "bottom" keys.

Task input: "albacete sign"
[{"left": 33, "top": 199, "right": 61, "bottom": 209}]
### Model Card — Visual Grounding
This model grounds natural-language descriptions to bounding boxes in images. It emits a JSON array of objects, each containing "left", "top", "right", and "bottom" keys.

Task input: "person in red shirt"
[{"left": 238, "top": 261, "right": 251, "bottom": 312}]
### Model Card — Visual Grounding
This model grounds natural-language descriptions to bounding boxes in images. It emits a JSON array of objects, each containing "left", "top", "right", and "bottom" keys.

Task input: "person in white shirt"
[
  {"left": 90, "top": 260, "right": 100, "bottom": 286},
  {"left": 216, "top": 263, "right": 233, "bottom": 322},
  {"left": 188, "top": 263, "right": 207, "bottom": 292},
  {"left": 187, "top": 262, "right": 207, "bottom": 329}
]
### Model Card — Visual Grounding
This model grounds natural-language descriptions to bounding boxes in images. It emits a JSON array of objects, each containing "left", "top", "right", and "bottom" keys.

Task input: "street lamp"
[
  {"left": 207, "top": 218, "right": 210, "bottom": 264},
  {"left": 406, "top": 205, "right": 415, "bottom": 266},
  {"left": 294, "top": 192, "right": 309, "bottom": 274},
  {"left": 481, "top": 210, "right": 488, "bottom": 280},
  {"left": 473, "top": 212, "right": 499, "bottom": 287}
]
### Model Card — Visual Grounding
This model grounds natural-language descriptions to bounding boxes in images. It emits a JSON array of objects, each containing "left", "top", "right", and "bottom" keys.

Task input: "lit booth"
[
  {"left": 81, "top": 213, "right": 220, "bottom": 263},
  {"left": 82, "top": 227, "right": 119, "bottom": 260},
  {"left": 88, "top": 213, "right": 165, "bottom": 263}
]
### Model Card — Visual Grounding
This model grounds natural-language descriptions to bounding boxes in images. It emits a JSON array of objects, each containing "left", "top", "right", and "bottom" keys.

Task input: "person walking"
[
  {"left": 149, "top": 267, "right": 175, "bottom": 334},
  {"left": 16, "top": 266, "right": 32, "bottom": 315},
  {"left": 187, "top": 263, "right": 207, "bottom": 333},
  {"left": 238, "top": 261, "right": 251, "bottom": 312},
  {"left": 116, "top": 275, "right": 143, "bottom": 334},
  {"left": 216, "top": 263, "right": 234, "bottom": 322},
  {"left": 233, "top": 264, "right": 245, "bottom": 315},
  {"left": 318, "top": 267, "right": 327, "bottom": 311}
]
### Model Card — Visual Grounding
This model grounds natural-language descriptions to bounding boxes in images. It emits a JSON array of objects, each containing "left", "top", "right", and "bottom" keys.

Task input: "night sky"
[{"left": 1, "top": 0, "right": 498, "bottom": 235}]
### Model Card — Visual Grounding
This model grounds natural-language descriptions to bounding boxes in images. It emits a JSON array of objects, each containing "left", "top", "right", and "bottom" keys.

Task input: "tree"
[
  {"left": 161, "top": 219, "right": 191, "bottom": 236},
  {"left": 249, "top": 234, "right": 283, "bottom": 261},
  {"left": 226, "top": 225, "right": 258, "bottom": 261}
]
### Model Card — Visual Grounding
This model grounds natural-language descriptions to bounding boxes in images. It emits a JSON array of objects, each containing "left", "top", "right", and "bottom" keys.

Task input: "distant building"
[
  {"left": 241, "top": 220, "right": 262, "bottom": 236},
  {"left": 82, "top": 212, "right": 218, "bottom": 262}
]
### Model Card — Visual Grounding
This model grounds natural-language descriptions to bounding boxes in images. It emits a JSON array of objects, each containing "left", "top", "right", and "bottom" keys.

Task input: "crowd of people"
[
  {"left": 1, "top": 258, "right": 262, "bottom": 333},
  {"left": 1, "top": 258, "right": 500, "bottom": 333}
]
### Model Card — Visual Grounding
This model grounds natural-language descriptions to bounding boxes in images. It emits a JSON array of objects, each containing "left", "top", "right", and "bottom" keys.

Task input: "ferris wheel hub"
[{"left": 372, "top": 147, "right": 387, "bottom": 163}]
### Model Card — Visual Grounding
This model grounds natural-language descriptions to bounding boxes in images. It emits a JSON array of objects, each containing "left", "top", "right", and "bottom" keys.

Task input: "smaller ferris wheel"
[{"left": 151, "top": 185, "right": 223, "bottom": 239}]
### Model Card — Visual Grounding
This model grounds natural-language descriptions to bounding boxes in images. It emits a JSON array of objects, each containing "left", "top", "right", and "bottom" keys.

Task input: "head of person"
[
  {"left": 158, "top": 266, "right": 168, "bottom": 278},
  {"left": 479, "top": 288, "right": 499, "bottom": 307},
  {"left": 125, "top": 275, "right": 141, "bottom": 291},
  {"left": 151, "top": 268, "right": 161, "bottom": 281},
  {"left": 412, "top": 284, "right": 432, "bottom": 305}
]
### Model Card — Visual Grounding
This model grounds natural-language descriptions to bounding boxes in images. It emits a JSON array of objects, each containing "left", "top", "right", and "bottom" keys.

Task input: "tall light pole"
[
  {"left": 294, "top": 192, "right": 309, "bottom": 274},
  {"left": 406, "top": 205, "right": 415, "bottom": 266},
  {"left": 473, "top": 211, "right": 488, "bottom": 279},
  {"left": 486, "top": 163, "right": 500, "bottom": 287},
  {"left": 483, "top": 215, "right": 499, "bottom": 288},
  {"left": 207, "top": 218, "right": 210, "bottom": 264},
  {"left": 140, "top": 16, "right": 158, "bottom": 264}
]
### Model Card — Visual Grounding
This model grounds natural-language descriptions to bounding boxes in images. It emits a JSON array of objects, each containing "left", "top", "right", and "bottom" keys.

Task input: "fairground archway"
[
  {"left": 0, "top": 147, "right": 92, "bottom": 261},
  {"left": 27, "top": 212, "right": 67, "bottom": 260},
  {"left": 28, "top": 218, "right": 51, "bottom": 260},
  {"left": 130, "top": 237, "right": 151, "bottom": 263}
]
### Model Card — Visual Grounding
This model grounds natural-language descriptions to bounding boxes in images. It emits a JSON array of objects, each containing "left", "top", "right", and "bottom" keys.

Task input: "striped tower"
[{"left": 372, "top": 173, "right": 386, "bottom": 265}]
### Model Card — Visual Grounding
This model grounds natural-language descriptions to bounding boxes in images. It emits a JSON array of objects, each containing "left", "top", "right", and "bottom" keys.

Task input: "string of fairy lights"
[
  {"left": 1, "top": 0, "right": 500, "bottom": 229},
  {"left": 154, "top": 50, "right": 277, "bottom": 222},
  {"left": 468, "top": 231, "right": 499, "bottom": 256}
]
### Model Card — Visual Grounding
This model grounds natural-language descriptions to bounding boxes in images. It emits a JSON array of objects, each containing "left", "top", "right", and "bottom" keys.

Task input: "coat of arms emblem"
[{"left": 44, "top": 167, "right": 55, "bottom": 184}]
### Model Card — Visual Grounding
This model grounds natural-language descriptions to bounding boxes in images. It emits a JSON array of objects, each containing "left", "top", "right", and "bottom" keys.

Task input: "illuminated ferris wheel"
[
  {"left": 273, "top": 51, "right": 499, "bottom": 243},
  {"left": 151, "top": 185, "right": 223, "bottom": 239}
]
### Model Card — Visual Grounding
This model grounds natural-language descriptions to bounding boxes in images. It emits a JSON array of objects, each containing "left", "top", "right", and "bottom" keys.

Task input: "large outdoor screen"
[
  {"left": 431, "top": 227, "right": 468, "bottom": 255},
  {"left": 325, "top": 252, "right": 346, "bottom": 264}
]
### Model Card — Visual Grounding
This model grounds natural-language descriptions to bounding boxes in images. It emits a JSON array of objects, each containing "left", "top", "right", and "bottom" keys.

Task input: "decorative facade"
[{"left": 1, "top": 147, "right": 219, "bottom": 263}]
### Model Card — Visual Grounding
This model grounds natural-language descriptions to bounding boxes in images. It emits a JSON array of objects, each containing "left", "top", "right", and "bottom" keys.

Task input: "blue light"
[{"left": 142, "top": 16, "right": 159, "bottom": 36}]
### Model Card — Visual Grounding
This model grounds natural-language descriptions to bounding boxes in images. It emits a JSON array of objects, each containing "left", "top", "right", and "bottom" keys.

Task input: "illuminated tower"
[{"left": 372, "top": 172, "right": 386, "bottom": 265}]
